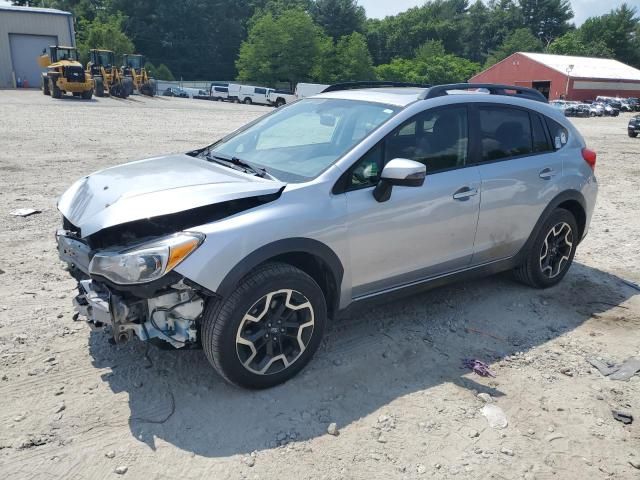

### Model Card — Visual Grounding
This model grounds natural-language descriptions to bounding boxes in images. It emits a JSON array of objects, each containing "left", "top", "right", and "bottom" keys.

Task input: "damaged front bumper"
[{"left": 57, "top": 230, "right": 205, "bottom": 349}]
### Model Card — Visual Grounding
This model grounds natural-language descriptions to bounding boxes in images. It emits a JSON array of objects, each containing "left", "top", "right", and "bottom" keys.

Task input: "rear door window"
[{"left": 478, "top": 107, "right": 533, "bottom": 161}]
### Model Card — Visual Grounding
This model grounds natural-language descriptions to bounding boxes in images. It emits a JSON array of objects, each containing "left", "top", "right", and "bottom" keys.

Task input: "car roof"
[
  {"left": 315, "top": 88, "right": 428, "bottom": 107},
  {"left": 315, "top": 86, "right": 547, "bottom": 108}
]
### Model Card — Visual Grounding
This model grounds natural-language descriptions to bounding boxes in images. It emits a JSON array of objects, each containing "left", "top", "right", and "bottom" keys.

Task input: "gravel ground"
[{"left": 0, "top": 90, "right": 639, "bottom": 480}]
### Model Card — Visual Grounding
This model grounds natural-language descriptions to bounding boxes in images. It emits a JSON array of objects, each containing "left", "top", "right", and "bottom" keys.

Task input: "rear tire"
[
  {"left": 81, "top": 88, "right": 93, "bottom": 100},
  {"left": 629, "top": 131, "right": 638, "bottom": 138},
  {"left": 243, "top": 97, "right": 252, "bottom": 104},
  {"left": 201, "top": 262, "right": 327, "bottom": 389},
  {"left": 513, "top": 208, "right": 578, "bottom": 289}
]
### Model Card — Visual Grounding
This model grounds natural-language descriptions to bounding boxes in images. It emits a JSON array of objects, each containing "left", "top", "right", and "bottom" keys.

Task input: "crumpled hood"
[{"left": 58, "top": 154, "right": 285, "bottom": 237}]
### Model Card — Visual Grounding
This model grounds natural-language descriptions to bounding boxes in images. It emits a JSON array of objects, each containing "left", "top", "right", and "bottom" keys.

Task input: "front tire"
[
  {"left": 629, "top": 130, "right": 638, "bottom": 138},
  {"left": 42, "top": 76, "right": 50, "bottom": 95},
  {"left": 50, "top": 78, "right": 61, "bottom": 99},
  {"left": 94, "top": 77, "right": 104, "bottom": 97},
  {"left": 514, "top": 208, "right": 578, "bottom": 288},
  {"left": 201, "top": 263, "right": 327, "bottom": 389}
]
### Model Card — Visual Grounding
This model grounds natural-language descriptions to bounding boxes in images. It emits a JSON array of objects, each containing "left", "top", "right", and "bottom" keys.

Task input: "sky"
[
  {"left": 359, "top": 0, "right": 640, "bottom": 25},
  {"left": 1, "top": 0, "right": 639, "bottom": 25}
]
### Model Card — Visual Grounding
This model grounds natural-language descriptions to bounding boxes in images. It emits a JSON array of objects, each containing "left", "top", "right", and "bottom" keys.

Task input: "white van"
[
  {"left": 210, "top": 85, "right": 229, "bottom": 101},
  {"left": 295, "top": 83, "right": 330, "bottom": 99},
  {"left": 238, "top": 85, "right": 273, "bottom": 105},
  {"left": 227, "top": 83, "right": 242, "bottom": 103}
]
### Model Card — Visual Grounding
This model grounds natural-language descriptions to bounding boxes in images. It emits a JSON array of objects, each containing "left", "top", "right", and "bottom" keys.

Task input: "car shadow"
[{"left": 87, "top": 262, "right": 637, "bottom": 457}]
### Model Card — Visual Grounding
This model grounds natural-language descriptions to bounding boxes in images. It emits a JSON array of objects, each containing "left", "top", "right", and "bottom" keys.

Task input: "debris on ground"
[
  {"left": 114, "top": 465, "right": 128, "bottom": 475},
  {"left": 611, "top": 410, "right": 633, "bottom": 425},
  {"left": 462, "top": 358, "right": 496, "bottom": 377},
  {"left": 9, "top": 208, "right": 41, "bottom": 217},
  {"left": 587, "top": 356, "right": 640, "bottom": 381},
  {"left": 327, "top": 423, "right": 339, "bottom": 436},
  {"left": 481, "top": 404, "right": 508, "bottom": 429}
]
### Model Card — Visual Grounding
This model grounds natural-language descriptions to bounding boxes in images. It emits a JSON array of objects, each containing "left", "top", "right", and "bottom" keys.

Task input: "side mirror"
[{"left": 373, "top": 158, "right": 426, "bottom": 202}]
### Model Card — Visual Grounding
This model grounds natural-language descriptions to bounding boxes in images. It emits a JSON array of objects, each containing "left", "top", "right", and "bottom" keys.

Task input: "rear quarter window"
[{"left": 545, "top": 117, "right": 569, "bottom": 150}]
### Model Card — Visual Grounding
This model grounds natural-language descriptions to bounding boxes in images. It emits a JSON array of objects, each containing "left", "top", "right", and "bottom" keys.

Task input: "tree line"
[{"left": 12, "top": 0, "right": 640, "bottom": 88}]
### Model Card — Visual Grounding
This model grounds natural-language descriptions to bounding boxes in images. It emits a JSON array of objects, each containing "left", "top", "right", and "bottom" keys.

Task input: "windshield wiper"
[{"left": 206, "top": 153, "right": 275, "bottom": 180}]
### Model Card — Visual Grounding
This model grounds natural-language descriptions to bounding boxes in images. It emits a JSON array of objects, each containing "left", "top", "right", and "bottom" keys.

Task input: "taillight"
[{"left": 582, "top": 148, "right": 596, "bottom": 171}]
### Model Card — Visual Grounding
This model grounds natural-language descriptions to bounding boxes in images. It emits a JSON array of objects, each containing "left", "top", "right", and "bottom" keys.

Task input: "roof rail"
[
  {"left": 322, "top": 81, "right": 431, "bottom": 93},
  {"left": 420, "top": 83, "right": 548, "bottom": 103}
]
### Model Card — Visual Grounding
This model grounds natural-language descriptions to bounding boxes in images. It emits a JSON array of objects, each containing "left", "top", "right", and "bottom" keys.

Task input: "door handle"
[
  {"left": 539, "top": 167, "right": 556, "bottom": 180},
  {"left": 452, "top": 186, "right": 478, "bottom": 201}
]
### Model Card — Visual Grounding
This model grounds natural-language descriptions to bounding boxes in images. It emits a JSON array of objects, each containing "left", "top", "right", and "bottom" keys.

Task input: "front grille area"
[{"left": 64, "top": 66, "right": 86, "bottom": 83}]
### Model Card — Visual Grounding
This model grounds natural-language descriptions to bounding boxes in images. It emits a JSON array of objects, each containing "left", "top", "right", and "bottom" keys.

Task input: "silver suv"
[{"left": 56, "top": 83, "right": 598, "bottom": 388}]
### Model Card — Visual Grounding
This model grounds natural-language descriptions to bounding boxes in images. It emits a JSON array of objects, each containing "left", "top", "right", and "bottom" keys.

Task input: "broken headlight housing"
[{"left": 89, "top": 232, "right": 204, "bottom": 285}]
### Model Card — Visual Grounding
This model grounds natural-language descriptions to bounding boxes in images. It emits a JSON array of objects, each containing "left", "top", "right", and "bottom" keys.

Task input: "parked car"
[
  {"left": 267, "top": 89, "right": 296, "bottom": 107},
  {"left": 627, "top": 98, "right": 640, "bottom": 112},
  {"left": 588, "top": 103, "right": 604, "bottom": 117},
  {"left": 238, "top": 85, "right": 273, "bottom": 105},
  {"left": 564, "top": 103, "right": 590, "bottom": 118},
  {"left": 295, "top": 82, "right": 330, "bottom": 99},
  {"left": 162, "top": 87, "right": 188, "bottom": 98},
  {"left": 549, "top": 100, "right": 567, "bottom": 112},
  {"left": 629, "top": 114, "right": 640, "bottom": 137},
  {"left": 210, "top": 85, "right": 229, "bottom": 101},
  {"left": 56, "top": 83, "right": 598, "bottom": 389}
]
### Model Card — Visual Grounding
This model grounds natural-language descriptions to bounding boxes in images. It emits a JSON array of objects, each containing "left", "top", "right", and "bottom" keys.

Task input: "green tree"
[
  {"left": 114, "top": 0, "right": 259, "bottom": 80},
  {"left": 154, "top": 63, "right": 175, "bottom": 81},
  {"left": 76, "top": 13, "right": 135, "bottom": 65},
  {"left": 548, "top": 31, "right": 614, "bottom": 58},
  {"left": 311, "top": 0, "right": 366, "bottom": 40},
  {"left": 518, "top": 0, "right": 573, "bottom": 45},
  {"left": 580, "top": 4, "right": 640, "bottom": 67},
  {"left": 333, "top": 32, "right": 375, "bottom": 81},
  {"left": 237, "top": 9, "right": 329, "bottom": 89},
  {"left": 484, "top": 27, "right": 543, "bottom": 67},
  {"left": 375, "top": 42, "right": 480, "bottom": 85}
]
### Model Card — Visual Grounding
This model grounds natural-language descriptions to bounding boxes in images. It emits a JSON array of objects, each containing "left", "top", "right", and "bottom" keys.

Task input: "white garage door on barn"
[{"left": 9, "top": 34, "right": 58, "bottom": 88}]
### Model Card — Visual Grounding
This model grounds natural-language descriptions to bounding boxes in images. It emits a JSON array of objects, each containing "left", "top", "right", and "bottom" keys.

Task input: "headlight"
[{"left": 89, "top": 232, "right": 204, "bottom": 285}]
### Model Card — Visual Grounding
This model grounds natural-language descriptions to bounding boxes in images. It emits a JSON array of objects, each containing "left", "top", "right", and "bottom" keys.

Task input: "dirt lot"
[{"left": 0, "top": 90, "right": 639, "bottom": 480}]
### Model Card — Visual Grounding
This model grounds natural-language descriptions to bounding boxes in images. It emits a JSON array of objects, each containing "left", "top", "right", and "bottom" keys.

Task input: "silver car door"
[
  {"left": 341, "top": 105, "right": 482, "bottom": 299},
  {"left": 471, "top": 105, "right": 565, "bottom": 264}
]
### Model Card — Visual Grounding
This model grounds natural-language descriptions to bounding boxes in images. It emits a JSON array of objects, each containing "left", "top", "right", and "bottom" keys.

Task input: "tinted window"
[
  {"left": 214, "top": 87, "right": 228, "bottom": 93},
  {"left": 531, "top": 113, "right": 551, "bottom": 152},
  {"left": 479, "top": 107, "right": 532, "bottom": 161},
  {"left": 345, "top": 106, "right": 468, "bottom": 190},
  {"left": 545, "top": 117, "right": 569, "bottom": 150},
  {"left": 386, "top": 106, "right": 468, "bottom": 173},
  {"left": 255, "top": 88, "right": 266, "bottom": 95}
]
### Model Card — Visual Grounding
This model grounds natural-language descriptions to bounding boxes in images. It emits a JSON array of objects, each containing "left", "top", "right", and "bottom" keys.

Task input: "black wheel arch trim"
[
  {"left": 216, "top": 238, "right": 344, "bottom": 307},
  {"left": 514, "top": 189, "right": 587, "bottom": 265}
]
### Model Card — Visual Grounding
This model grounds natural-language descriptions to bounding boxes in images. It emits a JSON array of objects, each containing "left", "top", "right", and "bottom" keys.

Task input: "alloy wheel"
[
  {"left": 539, "top": 222, "right": 573, "bottom": 279},
  {"left": 236, "top": 289, "right": 314, "bottom": 375}
]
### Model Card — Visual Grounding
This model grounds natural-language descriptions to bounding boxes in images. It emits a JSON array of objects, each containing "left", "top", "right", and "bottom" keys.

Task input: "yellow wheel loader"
[
  {"left": 38, "top": 46, "right": 93, "bottom": 99},
  {"left": 87, "top": 49, "right": 132, "bottom": 98},
  {"left": 121, "top": 54, "right": 157, "bottom": 96}
]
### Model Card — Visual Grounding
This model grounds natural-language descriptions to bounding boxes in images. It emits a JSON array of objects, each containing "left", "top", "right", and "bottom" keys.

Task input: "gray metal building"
[{"left": 0, "top": 5, "right": 75, "bottom": 89}]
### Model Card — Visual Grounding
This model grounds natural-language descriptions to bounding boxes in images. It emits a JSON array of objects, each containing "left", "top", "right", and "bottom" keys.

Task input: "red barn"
[{"left": 469, "top": 52, "right": 640, "bottom": 101}]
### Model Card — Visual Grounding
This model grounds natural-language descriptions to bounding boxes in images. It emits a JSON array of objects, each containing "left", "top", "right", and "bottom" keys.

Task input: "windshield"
[
  {"left": 54, "top": 48, "right": 77, "bottom": 62},
  {"left": 208, "top": 98, "right": 399, "bottom": 182},
  {"left": 125, "top": 55, "right": 143, "bottom": 69},
  {"left": 94, "top": 51, "right": 114, "bottom": 67}
]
